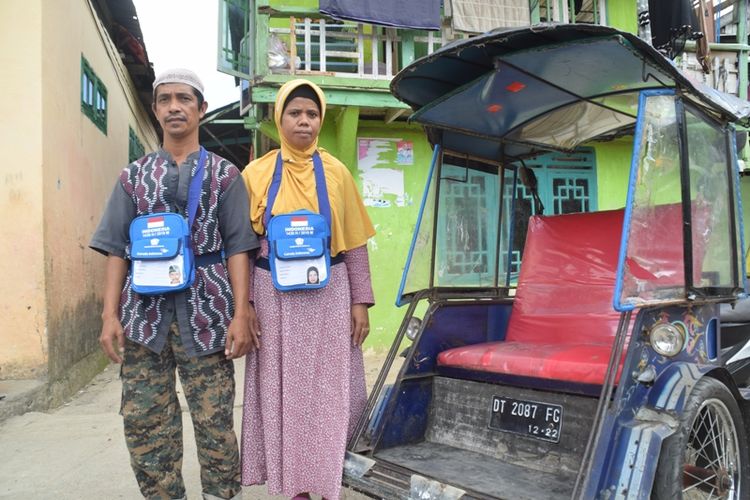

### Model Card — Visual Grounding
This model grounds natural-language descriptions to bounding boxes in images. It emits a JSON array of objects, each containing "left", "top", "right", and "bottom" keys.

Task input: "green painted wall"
[
  {"left": 606, "top": 0, "right": 637, "bottom": 34},
  {"left": 593, "top": 137, "right": 750, "bottom": 274},
  {"left": 276, "top": 0, "right": 312, "bottom": 6},
  {"left": 592, "top": 138, "right": 632, "bottom": 209},
  {"left": 316, "top": 119, "right": 431, "bottom": 348},
  {"left": 354, "top": 125, "right": 433, "bottom": 348}
]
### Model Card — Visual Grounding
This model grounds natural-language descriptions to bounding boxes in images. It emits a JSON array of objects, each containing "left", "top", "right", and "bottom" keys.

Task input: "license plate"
[{"left": 488, "top": 396, "right": 563, "bottom": 443}]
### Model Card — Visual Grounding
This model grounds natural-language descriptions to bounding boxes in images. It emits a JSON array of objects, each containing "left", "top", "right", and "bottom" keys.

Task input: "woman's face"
[
  {"left": 280, "top": 96, "right": 321, "bottom": 150},
  {"left": 308, "top": 269, "right": 319, "bottom": 283}
]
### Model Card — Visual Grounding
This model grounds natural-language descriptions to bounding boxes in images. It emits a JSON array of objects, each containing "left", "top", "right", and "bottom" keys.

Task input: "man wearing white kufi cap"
[{"left": 90, "top": 68, "right": 260, "bottom": 499}]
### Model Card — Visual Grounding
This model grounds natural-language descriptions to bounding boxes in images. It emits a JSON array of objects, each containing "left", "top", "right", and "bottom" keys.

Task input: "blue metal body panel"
[
  {"left": 375, "top": 378, "right": 433, "bottom": 449},
  {"left": 584, "top": 303, "right": 718, "bottom": 498},
  {"left": 405, "top": 302, "right": 511, "bottom": 375}
]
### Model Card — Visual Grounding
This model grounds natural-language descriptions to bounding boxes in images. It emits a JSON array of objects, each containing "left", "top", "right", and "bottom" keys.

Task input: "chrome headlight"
[
  {"left": 405, "top": 317, "right": 422, "bottom": 341},
  {"left": 649, "top": 323, "right": 685, "bottom": 357}
]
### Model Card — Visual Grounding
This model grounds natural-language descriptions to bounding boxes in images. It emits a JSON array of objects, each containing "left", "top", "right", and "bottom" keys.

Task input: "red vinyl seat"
[
  {"left": 438, "top": 209, "right": 628, "bottom": 385},
  {"left": 437, "top": 204, "right": 700, "bottom": 385}
]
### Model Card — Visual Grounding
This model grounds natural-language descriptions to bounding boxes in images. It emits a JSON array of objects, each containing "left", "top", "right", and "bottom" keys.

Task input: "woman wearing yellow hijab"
[{"left": 240, "top": 79, "right": 375, "bottom": 500}]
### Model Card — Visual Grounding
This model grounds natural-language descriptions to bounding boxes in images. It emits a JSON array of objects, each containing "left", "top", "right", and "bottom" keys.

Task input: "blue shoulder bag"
[
  {"left": 265, "top": 152, "right": 332, "bottom": 291},
  {"left": 128, "top": 147, "right": 206, "bottom": 295}
]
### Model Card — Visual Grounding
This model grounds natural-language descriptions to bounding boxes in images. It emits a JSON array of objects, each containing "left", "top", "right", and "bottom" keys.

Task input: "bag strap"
[
  {"left": 187, "top": 147, "right": 207, "bottom": 230},
  {"left": 263, "top": 151, "right": 331, "bottom": 230}
]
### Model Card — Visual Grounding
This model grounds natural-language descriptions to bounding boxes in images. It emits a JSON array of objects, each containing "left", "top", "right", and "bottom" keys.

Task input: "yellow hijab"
[{"left": 243, "top": 79, "right": 375, "bottom": 256}]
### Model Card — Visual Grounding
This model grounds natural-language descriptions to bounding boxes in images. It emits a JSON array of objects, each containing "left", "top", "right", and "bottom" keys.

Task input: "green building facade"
[{"left": 217, "top": 0, "right": 749, "bottom": 348}]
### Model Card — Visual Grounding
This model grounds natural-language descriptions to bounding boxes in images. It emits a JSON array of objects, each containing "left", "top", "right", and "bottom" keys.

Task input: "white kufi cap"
[{"left": 152, "top": 68, "right": 204, "bottom": 96}]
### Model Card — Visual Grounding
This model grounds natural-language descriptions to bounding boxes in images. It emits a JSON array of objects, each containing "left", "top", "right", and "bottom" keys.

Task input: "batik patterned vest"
[{"left": 118, "top": 151, "right": 237, "bottom": 354}]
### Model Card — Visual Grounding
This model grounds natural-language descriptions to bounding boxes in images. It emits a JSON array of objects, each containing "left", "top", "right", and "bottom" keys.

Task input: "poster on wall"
[
  {"left": 358, "top": 138, "right": 412, "bottom": 208},
  {"left": 396, "top": 140, "right": 414, "bottom": 165}
]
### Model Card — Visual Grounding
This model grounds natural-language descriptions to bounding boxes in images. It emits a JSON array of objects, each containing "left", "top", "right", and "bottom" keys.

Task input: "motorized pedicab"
[{"left": 344, "top": 24, "right": 750, "bottom": 499}]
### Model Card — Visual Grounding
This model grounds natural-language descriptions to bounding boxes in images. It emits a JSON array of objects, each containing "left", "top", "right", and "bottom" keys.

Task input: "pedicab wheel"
[{"left": 652, "top": 377, "right": 749, "bottom": 500}]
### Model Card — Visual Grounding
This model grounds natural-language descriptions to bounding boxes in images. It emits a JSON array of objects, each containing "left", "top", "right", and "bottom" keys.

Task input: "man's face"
[
  {"left": 280, "top": 96, "right": 321, "bottom": 150},
  {"left": 152, "top": 83, "right": 206, "bottom": 140}
]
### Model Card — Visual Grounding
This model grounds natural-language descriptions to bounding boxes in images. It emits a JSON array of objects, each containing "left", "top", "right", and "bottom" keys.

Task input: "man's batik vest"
[{"left": 118, "top": 151, "right": 237, "bottom": 354}]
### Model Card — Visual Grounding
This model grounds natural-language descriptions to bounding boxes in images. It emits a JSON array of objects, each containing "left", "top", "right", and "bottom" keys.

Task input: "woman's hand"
[
  {"left": 247, "top": 303, "right": 261, "bottom": 350},
  {"left": 351, "top": 304, "right": 370, "bottom": 347}
]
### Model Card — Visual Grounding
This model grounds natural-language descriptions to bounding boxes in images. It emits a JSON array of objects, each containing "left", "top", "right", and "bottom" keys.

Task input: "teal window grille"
[
  {"left": 128, "top": 127, "right": 145, "bottom": 163},
  {"left": 443, "top": 171, "right": 492, "bottom": 276},
  {"left": 81, "top": 56, "right": 107, "bottom": 134},
  {"left": 437, "top": 148, "right": 596, "bottom": 286},
  {"left": 506, "top": 148, "right": 598, "bottom": 276},
  {"left": 435, "top": 163, "right": 500, "bottom": 287}
]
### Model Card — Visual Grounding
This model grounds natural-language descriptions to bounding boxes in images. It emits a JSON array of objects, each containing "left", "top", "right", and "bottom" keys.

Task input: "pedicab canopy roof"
[{"left": 391, "top": 24, "right": 750, "bottom": 162}]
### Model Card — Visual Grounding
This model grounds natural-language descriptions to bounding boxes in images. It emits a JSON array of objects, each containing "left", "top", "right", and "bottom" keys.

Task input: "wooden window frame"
[
  {"left": 128, "top": 126, "right": 145, "bottom": 163},
  {"left": 81, "top": 55, "right": 107, "bottom": 134}
]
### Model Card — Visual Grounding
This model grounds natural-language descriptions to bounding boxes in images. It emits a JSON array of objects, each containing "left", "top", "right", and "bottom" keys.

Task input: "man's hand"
[
  {"left": 225, "top": 252, "right": 256, "bottom": 359},
  {"left": 225, "top": 305, "right": 260, "bottom": 359},
  {"left": 100, "top": 314, "right": 125, "bottom": 363},
  {"left": 99, "top": 255, "right": 128, "bottom": 364},
  {"left": 351, "top": 304, "right": 370, "bottom": 347}
]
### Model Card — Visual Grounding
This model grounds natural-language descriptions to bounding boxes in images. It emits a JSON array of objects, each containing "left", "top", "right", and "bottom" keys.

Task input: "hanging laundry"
[
  {"left": 319, "top": 0, "right": 441, "bottom": 30},
  {"left": 648, "top": 0, "right": 700, "bottom": 55},
  {"left": 449, "top": 0, "right": 529, "bottom": 34}
]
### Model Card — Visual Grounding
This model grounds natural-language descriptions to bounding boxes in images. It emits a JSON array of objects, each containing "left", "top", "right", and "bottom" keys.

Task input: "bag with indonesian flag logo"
[
  {"left": 127, "top": 148, "right": 207, "bottom": 295},
  {"left": 129, "top": 213, "right": 195, "bottom": 295},
  {"left": 266, "top": 209, "right": 331, "bottom": 291},
  {"left": 264, "top": 151, "right": 332, "bottom": 291}
]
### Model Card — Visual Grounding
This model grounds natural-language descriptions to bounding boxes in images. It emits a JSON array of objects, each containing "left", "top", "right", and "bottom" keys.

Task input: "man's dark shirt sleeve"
[
  {"left": 218, "top": 175, "right": 259, "bottom": 257},
  {"left": 89, "top": 180, "right": 135, "bottom": 258}
]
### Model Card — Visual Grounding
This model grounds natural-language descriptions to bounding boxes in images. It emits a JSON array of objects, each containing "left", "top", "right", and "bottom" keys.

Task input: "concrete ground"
[{"left": 0, "top": 351, "right": 387, "bottom": 500}]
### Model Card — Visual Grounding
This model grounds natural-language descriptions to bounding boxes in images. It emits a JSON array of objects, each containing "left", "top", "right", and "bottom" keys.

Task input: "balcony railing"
[
  {"left": 266, "top": 17, "right": 460, "bottom": 80},
  {"left": 218, "top": 0, "right": 748, "bottom": 107},
  {"left": 218, "top": 1, "right": 613, "bottom": 84}
]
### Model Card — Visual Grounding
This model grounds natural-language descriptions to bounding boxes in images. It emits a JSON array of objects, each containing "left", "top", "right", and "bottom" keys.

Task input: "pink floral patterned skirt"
[{"left": 241, "top": 264, "right": 367, "bottom": 499}]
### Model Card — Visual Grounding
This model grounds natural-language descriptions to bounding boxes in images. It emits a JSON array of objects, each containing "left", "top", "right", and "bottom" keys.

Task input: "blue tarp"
[{"left": 319, "top": 0, "right": 441, "bottom": 30}]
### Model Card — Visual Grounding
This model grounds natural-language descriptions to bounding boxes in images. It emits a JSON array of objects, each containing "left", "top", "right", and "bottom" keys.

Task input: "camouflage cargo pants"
[{"left": 120, "top": 324, "right": 241, "bottom": 499}]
